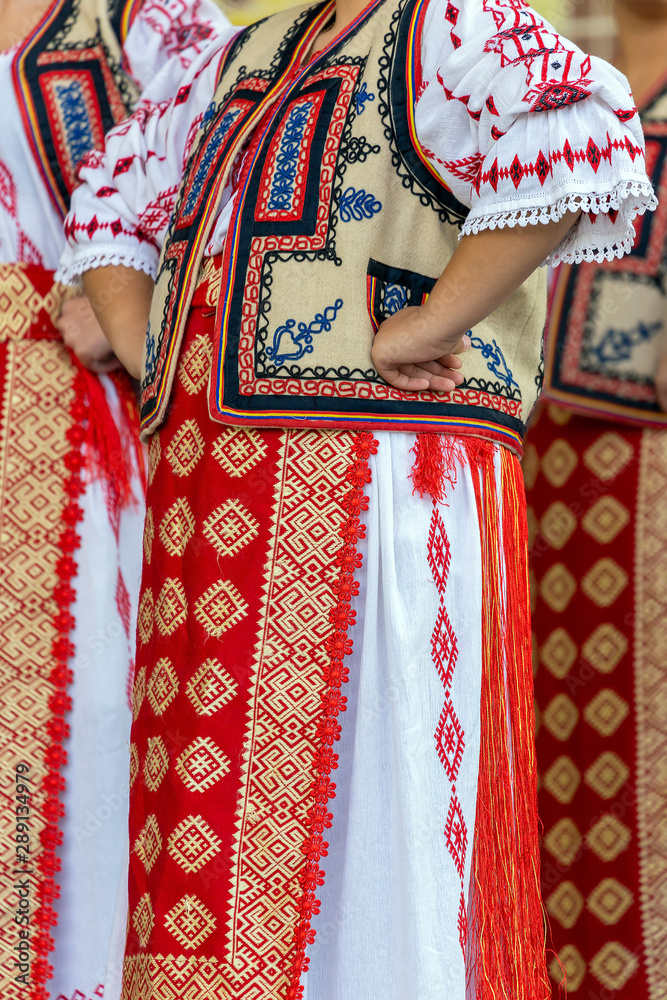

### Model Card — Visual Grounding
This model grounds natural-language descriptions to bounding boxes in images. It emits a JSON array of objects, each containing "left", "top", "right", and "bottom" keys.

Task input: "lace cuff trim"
[
  {"left": 55, "top": 248, "right": 159, "bottom": 286},
  {"left": 460, "top": 180, "right": 658, "bottom": 266}
]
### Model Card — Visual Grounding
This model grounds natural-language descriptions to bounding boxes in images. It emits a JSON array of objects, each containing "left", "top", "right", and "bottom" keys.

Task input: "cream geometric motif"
[
  {"left": 132, "top": 893, "right": 155, "bottom": 948},
  {"left": 541, "top": 438, "right": 579, "bottom": 488},
  {"left": 582, "top": 495, "right": 630, "bottom": 545},
  {"left": 137, "top": 589, "right": 154, "bottom": 645},
  {"left": 194, "top": 579, "right": 248, "bottom": 638},
  {"left": 159, "top": 498, "right": 196, "bottom": 557},
  {"left": 521, "top": 443, "right": 540, "bottom": 490},
  {"left": 143, "top": 508, "right": 154, "bottom": 564},
  {"left": 589, "top": 941, "right": 639, "bottom": 991},
  {"left": 202, "top": 499, "right": 260, "bottom": 559},
  {"left": 178, "top": 333, "right": 213, "bottom": 396},
  {"left": 146, "top": 658, "right": 179, "bottom": 716},
  {"left": 583, "top": 433, "right": 633, "bottom": 482},
  {"left": 542, "top": 693, "right": 579, "bottom": 742},
  {"left": 134, "top": 814, "right": 162, "bottom": 873},
  {"left": 581, "top": 623, "right": 628, "bottom": 673},
  {"left": 167, "top": 815, "right": 223, "bottom": 873},
  {"left": 543, "top": 817, "right": 582, "bottom": 866},
  {"left": 129, "top": 744, "right": 140, "bottom": 788},
  {"left": 211, "top": 427, "right": 268, "bottom": 478},
  {"left": 155, "top": 578, "right": 188, "bottom": 636},
  {"left": 164, "top": 895, "right": 216, "bottom": 951},
  {"left": 546, "top": 880, "right": 584, "bottom": 929},
  {"left": 143, "top": 736, "right": 170, "bottom": 792},
  {"left": 147, "top": 432, "right": 161, "bottom": 487},
  {"left": 540, "top": 501, "right": 577, "bottom": 550},
  {"left": 166, "top": 419, "right": 205, "bottom": 478},
  {"left": 0, "top": 265, "right": 62, "bottom": 340},
  {"left": 539, "top": 563, "right": 577, "bottom": 613},
  {"left": 550, "top": 944, "right": 586, "bottom": 993},
  {"left": 585, "top": 814, "right": 632, "bottom": 862},
  {"left": 176, "top": 736, "right": 230, "bottom": 793},
  {"left": 132, "top": 666, "right": 146, "bottom": 722},
  {"left": 581, "top": 558, "right": 628, "bottom": 608},
  {"left": 541, "top": 628, "right": 578, "bottom": 679},
  {"left": 584, "top": 751, "right": 629, "bottom": 800},
  {"left": 586, "top": 878, "right": 634, "bottom": 926},
  {"left": 547, "top": 404, "right": 572, "bottom": 426},
  {"left": 583, "top": 689, "right": 629, "bottom": 737},
  {"left": 542, "top": 755, "right": 581, "bottom": 804},
  {"left": 185, "top": 659, "right": 238, "bottom": 716}
]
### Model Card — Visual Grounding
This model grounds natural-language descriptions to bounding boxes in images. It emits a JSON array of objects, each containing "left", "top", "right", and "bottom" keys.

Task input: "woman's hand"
[
  {"left": 371, "top": 304, "right": 470, "bottom": 392},
  {"left": 56, "top": 297, "right": 121, "bottom": 374}
]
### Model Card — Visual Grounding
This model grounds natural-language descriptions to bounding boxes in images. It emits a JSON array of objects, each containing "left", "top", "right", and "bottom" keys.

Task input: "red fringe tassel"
[{"left": 465, "top": 441, "right": 551, "bottom": 1000}]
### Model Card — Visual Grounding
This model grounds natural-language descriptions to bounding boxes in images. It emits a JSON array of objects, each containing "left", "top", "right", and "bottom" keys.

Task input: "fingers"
[{"left": 374, "top": 362, "right": 464, "bottom": 393}]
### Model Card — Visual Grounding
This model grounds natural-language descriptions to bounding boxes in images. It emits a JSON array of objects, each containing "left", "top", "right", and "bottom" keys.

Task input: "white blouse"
[
  {"left": 0, "top": 0, "right": 233, "bottom": 270},
  {"left": 58, "top": 0, "right": 657, "bottom": 282}
]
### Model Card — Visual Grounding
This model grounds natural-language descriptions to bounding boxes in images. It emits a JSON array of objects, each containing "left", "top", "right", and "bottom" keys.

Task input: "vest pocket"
[{"left": 366, "top": 259, "right": 437, "bottom": 332}]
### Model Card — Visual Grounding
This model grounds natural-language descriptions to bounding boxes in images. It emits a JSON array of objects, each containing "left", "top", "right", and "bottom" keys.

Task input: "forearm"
[
  {"left": 425, "top": 211, "right": 580, "bottom": 339},
  {"left": 82, "top": 266, "right": 154, "bottom": 380}
]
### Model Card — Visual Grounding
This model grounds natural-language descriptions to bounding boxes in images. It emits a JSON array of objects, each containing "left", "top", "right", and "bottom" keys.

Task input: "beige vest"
[
  {"left": 141, "top": 0, "right": 547, "bottom": 454},
  {"left": 14, "top": 0, "right": 141, "bottom": 217}
]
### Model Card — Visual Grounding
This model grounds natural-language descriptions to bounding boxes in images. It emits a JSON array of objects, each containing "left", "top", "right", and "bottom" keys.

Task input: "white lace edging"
[
  {"left": 54, "top": 249, "right": 159, "bottom": 286},
  {"left": 460, "top": 181, "right": 658, "bottom": 265}
]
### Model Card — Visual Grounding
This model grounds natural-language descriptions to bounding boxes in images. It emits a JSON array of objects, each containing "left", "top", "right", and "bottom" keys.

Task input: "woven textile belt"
[{"left": 0, "top": 263, "right": 76, "bottom": 343}]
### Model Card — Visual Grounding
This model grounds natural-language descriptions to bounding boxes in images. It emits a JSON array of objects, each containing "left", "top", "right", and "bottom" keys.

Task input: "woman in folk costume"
[
  {"left": 523, "top": 1, "right": 667, "bottom": 996},
  {"left": 60, "top": 0, "right": 654, "bottom": 997},
  {"left": 0, "top": 1, "right": 234, "bottom": 997}
]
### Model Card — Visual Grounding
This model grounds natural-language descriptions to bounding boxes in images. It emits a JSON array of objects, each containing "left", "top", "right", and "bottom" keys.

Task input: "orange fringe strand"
[{"left": 465, "top": 440, "right": 550, "bottom": 1000}]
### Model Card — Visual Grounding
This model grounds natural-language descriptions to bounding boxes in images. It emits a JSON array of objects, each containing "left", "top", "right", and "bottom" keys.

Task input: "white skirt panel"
[{"left": 303, "top": 431, "right": 488, "bottom": 1000}]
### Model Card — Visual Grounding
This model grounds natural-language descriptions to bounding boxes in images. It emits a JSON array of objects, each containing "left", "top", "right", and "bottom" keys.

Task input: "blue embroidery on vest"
[
  {"left": 470, "top": 335, "right": 519, "bottom": 390},
  {"left": 590, "top": 320, "right": 663, "bottom": 366},
  {"left": 266, "top": 300, "right": 344, "bottom": 365},
  {"left": 145, "top": 321, "right": 158, "bottom": 380},
  {"left": 267, "top": 100, "right": 315, "bottom": 212},
  {"left": 183, "top": 107, "right": 242, "bottom": 216},
  {"left": 355, "top": 82, "right": 375, "bottom": 115},
  {"left": 340, "top": 187, "right": 382, "bottom": 222},
  {"left": 382, "top": 283, "right": 408, "bottom": 315},
  {"left": 54, "top": 81, "right": 96, "bottom": 171}
]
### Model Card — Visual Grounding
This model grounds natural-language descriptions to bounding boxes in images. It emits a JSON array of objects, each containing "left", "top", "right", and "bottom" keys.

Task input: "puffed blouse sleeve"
[
  {"left": 56, "top": 6, "right": 239, "bottom": 284},
  {"left": 414, "top": 0, "right": 658, "bottom": 265}
]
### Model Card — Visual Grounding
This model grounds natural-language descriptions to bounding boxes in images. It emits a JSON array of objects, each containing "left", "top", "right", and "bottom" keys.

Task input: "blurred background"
[{"left": 218, "top": 0, "right": 616, "bottom": 59}]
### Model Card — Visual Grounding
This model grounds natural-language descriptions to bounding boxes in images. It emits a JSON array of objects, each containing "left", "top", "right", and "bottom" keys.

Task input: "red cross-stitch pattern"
[{"left": 427, "top": 506, "right": 468, "bottom": 956}]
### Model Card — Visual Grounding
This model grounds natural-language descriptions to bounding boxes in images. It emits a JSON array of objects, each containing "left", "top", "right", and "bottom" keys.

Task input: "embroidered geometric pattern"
[
  {"left": 175, "top": 737, "right": 230, "bottom": 794},
  {"left": 427, "top": 507, "right": 468, "bottom": 955},
  {"left": 146, "top": 658, "right": 179, "bottom": 717},
  {"left": 160, "top": 498, "right": 196, "bottom": 556},
  {"left": 143, "top": 737, "right": 170, "bottom": 793},
  {"left": 185, "top": 660, "right": 238, "bottom": 717},
  {"left": 193, "top": 579, "right": 248, "bottom": 638},
  {"left": 167, "top": 815, "right": 223, "bottom": 874},
  {"left": 163, "top": 895, "right": 216, "bottom": 951},
  {"left": 202, "top": 500, "right": 260, "bottom": 559}
]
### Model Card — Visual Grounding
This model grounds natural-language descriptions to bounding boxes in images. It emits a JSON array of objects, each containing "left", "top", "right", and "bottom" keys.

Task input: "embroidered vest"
[
  {"left": 542, "top": 78, "right": 667, "bottom": 427},
  {"left": 13, "top": 0, "right": 143, "bottom": 218},
  {"left": 141, "top": 0, "right": 547, "bottom": 454}
]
